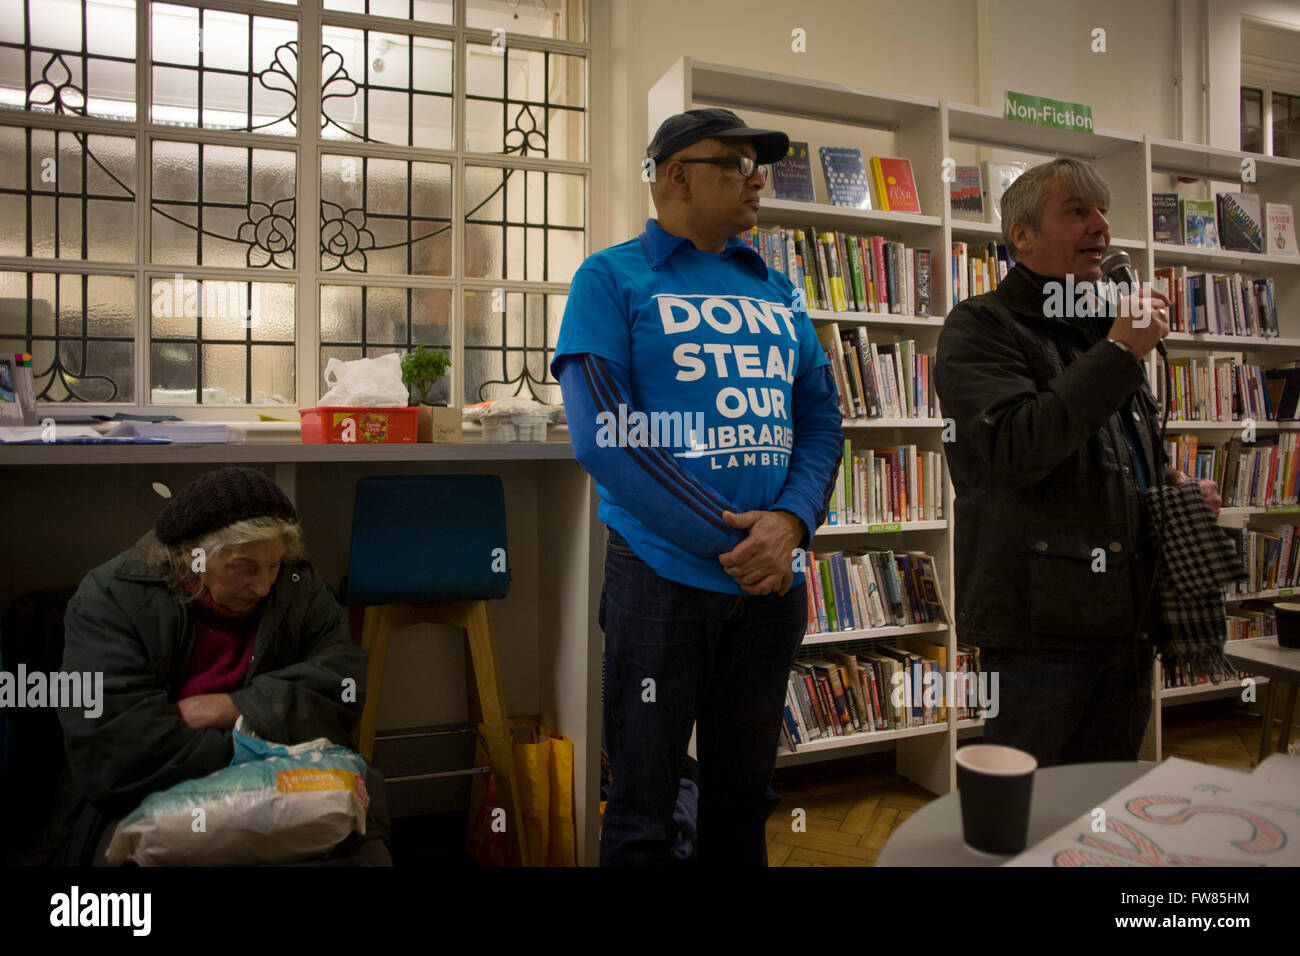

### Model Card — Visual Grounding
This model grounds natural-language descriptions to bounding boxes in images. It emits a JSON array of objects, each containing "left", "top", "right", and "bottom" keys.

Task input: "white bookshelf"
[
  {"left": 757, "top": 198, "right": 941, "bottom": 239},
  {"left": 1147, "top": 131, "right": 1300, "bottom": 713},
  {"left": 1161, "top": 675, "right": 1269, "bottom": 702},
  {"left": 840, "top": 417, "right": 946, "bottom": 429},
  {"left": 802, "top": 620, "right": 948, "bottom": 647},
  {"left": 808, "top": 310, "right": 945, "bottom": 329},
  {"left": 815, "top": 520, "right": 946, "bottom": 536},
  {"left": 1163, "top": 331, "right": 1300, "bottom": 349},
  {"left": 650, "top": 56, "right": 1300, "bottom": 792}
]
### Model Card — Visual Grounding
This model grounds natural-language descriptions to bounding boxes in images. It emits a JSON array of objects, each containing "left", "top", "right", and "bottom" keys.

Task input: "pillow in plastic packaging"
[{"left": 106, "top": 730, "right": 369, "bottom": 866}]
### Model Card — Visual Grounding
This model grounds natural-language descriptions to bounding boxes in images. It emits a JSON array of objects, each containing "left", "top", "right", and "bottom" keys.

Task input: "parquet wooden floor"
[{"left": 766, "top": 699, "right": 1295, "bottom": 867}]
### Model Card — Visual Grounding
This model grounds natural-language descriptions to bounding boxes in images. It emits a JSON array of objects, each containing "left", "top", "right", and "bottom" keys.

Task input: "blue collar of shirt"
[{"left": 637, "top": 218, "right": 768, "bottom": 279}]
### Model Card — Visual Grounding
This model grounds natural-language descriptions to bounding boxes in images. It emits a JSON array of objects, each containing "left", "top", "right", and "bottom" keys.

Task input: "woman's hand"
[{"left": 173, "top": 693, "right": 241, "bottom": 730}]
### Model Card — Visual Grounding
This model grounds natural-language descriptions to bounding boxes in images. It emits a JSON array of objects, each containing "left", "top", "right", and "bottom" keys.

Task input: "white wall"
[
  {"left": 985, "top": 0, "right": 1179, "bottom": 138},
  {"left": 608, "top": 0, "right": 981, "bottom": 244},
  {"left": 1209, "top": 0, "right": 1300, "bottom": 148},
  {"left": 606, "top": 0, "right": 1193, "bottom": 249}
]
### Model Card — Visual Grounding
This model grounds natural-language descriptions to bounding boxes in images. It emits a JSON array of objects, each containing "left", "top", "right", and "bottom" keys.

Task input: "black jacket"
[
  {"left": 934, "top": 264, "right": 1168, "bottom": 648},
  {"left": 21, "top": 536, "right": 379, "bottom": 865}
]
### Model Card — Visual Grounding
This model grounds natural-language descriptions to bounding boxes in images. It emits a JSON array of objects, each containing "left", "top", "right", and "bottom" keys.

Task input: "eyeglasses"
[{"left": 677, "top": 156, "right": 770, "bottom": 181}]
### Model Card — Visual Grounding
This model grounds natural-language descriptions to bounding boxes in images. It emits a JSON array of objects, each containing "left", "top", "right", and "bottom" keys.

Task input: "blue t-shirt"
[{"left": 551, "top": 219, "right": 834, "bottom": 593}]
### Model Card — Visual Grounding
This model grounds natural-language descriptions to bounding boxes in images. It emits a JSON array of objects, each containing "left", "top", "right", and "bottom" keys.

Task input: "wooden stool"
[{"left": 343, "top": 475, "right": 529, "bottom": 866}]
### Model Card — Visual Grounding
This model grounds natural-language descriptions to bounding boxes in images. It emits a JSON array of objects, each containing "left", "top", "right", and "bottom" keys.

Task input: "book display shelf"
[{"left": 649, "top": 57, "right": 1300, "bottom": 787}]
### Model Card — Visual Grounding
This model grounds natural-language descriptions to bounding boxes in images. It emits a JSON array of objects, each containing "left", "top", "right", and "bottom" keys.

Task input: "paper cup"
[
  {"left": 1275, "top": 602, "right": 1300, "bottom": 649},
  {"left": 956, "top": 744, "right": 1037, "bottom": 855}
]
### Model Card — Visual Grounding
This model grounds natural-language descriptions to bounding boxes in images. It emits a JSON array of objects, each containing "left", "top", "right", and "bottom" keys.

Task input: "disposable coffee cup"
[
  {"left": 955, "top": 744, "right": 1037, "bottom": 855},
  {"left": 1275, "top": 602, "right": 1300, "bottom": 649}
]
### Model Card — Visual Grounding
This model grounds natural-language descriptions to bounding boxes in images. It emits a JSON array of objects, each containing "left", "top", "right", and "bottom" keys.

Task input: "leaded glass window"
[{"left": 0, "top": 0, "right": 588, "bottom": 411}]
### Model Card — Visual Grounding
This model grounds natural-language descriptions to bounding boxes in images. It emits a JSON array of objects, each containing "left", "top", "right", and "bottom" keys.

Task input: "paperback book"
[
  {"left": 1152, "top": 192, "right": 1179, "bottom": 244},
  {"left": 982, "top": 161, "right": 1027, "bottom": 225},
  {"left": 1217, "top": 192, "right": 1263, "bottom": 254},
  {"left": 770, "top": 140, "right": 815, "bottom": 202},
  {"left": 1180, "top": 198, "right": 1219, "bottom": 248},
  {"left": 818, "top": 147, "right": 872, "bottom": 210},
  {"left": 949, "top": 164, "right": 983, "bottom": 220},
  {"left": 1266, "top": 202, "right": 1297, "bottom": 257},
  {"left": 869, "top": 156, "right": 922, "bottom": 214}
]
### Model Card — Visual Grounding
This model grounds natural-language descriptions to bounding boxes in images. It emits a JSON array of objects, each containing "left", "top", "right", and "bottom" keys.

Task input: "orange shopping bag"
[{"left": 466, "top": 719, "right": 576, "bottom": 866}]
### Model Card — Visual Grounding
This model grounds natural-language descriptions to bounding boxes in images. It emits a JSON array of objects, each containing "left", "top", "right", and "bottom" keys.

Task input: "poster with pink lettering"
[{"left": 1006, "top": 754, "right": 1300, "bottom": 867}]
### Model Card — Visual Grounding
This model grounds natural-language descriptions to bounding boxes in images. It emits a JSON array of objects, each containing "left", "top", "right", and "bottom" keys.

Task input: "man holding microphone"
[{"left": 936, "top": 158, "right": 1220, "bottom": 766}]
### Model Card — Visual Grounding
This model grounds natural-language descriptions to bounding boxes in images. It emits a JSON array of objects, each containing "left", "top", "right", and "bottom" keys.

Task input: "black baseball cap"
[{"left": 646, "top": 108, "right": 790, "bottom": 167}]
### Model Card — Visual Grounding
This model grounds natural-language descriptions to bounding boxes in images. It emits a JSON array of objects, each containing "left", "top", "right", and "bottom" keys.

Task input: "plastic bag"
[
  {"left": 318, "top": 353, "right": 409, "bottom": 406},
  {"left": 106, "top": 725, "right": 369, "bottom": 866},
  {"left": 463, "top": 396, "right": 548, "bottom": 421}
]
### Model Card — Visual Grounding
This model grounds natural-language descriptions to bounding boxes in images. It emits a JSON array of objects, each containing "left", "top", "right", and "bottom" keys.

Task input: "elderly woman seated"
[{"left": 43, "top": 466, "right": 386, "bottom": 865}]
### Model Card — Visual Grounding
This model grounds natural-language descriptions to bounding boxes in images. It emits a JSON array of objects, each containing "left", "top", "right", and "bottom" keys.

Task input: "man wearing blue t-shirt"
[{"left": 551, "top": 109, "right": 844, "bottom": 865}]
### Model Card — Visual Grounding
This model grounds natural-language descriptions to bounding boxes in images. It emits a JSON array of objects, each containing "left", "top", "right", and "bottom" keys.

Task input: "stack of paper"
[{"left": 103, "top": 422, "right": 245, "bottom": 443}]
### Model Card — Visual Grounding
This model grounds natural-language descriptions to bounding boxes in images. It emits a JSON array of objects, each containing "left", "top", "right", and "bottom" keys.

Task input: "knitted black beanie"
[{"left": 155, "top": 466, "right": 298, "bottom": 545}]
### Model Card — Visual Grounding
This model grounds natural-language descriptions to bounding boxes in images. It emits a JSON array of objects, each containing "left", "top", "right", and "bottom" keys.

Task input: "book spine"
[
  {"left": 815, "top": 233, "right": 836, "bottom": 310},
  {"left": 871, "top": 237, "right": 889, "bottom": 313},
  {"left": 853, "top": 328, "right": 882, "bottom": 419},
  {"left": 836, "top": 232, "right": 859, "bottom": 311},
  {"left": 846, "top": 234, "right": 868, "bottom": 311},
  {"left": 819, "top": 560, "right": 838, "bottom": 630},
  {"left": 830, "top": 553, "right": 855, "bottom": 631},
  {"left": 838, "top": 665, "right": 863, "bottom": 730},
  {"left": 814, "top": 673, "right": 841, "bottom": 736},
  {"left": 870, "top": 156, "right": 889, "bottom": 212}
]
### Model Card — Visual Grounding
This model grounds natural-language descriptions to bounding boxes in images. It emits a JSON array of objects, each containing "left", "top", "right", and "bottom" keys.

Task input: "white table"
[
  {"left": 877, "top": 761, "right": 1153, "bottom": 867},
  {"left": 1223, "top": 636, "right": 1300, "bottom": 762}
]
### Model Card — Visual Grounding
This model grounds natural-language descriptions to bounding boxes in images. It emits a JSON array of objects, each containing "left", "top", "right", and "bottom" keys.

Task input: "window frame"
[{"left": 0, "top": 0, "right": 596, "bottom": 418}]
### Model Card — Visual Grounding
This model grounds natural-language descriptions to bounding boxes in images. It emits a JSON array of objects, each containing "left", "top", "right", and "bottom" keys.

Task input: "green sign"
[
  {"left": 868, "top": 522, "right": 902, "bottom": 533},
  {"left": 1281, "top": 588, "right": 1294, "bottom": 597},
  {"left": 1004, "top": 91, "right": 1094, "bottom": 133},
  {"left": 1266, "top": 504, "right": 1300, "bottom": 514}
]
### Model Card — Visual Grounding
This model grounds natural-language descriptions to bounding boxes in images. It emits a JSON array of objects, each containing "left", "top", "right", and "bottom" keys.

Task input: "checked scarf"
[{"left": 1143, "top": 480, "right": 1248, "bottom": 686}]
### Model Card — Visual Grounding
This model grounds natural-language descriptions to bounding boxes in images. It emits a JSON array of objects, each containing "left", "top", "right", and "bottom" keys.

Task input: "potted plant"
[{"left": 401, "top": 344, "right": 459, "bottom": 442}]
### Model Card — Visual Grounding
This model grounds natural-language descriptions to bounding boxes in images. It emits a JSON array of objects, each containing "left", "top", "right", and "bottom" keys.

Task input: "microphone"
[{"left": 1100, "top": 247, "right": 1167, "bottom": 359}]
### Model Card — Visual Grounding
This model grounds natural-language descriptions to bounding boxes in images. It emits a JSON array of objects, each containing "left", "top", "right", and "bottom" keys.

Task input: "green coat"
[{"left": 39, "top": 536, "right": 380, "bottom": 865}]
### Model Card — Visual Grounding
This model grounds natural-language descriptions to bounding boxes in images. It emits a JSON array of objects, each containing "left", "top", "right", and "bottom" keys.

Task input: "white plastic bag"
[
  {"left": 318, "top": 353, "right": 409, "bottom": 406},
  {"left": 106, "top": 726, "right": 369, "bottom": 866}
]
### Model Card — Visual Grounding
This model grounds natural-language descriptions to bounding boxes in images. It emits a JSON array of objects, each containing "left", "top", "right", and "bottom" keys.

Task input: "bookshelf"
[
  {"left": 1143, "top": 138, "right": 1300, "bottom": 730},
  {"left": 649, "top": 56, "right": 1300, "bottom": 790}
]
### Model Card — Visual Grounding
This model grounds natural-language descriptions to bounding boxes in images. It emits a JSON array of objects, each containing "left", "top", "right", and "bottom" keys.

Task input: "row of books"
[
  {"left": 1151, "top": 193, "right": 1297, "bottom": 256},
  {"left": 825, "top": 442, "right": 945, "bottom": 525},
  {"left": 1163, "top": 663, "right": 1254, "bottom": 691},
  {"left": 781, "top": 642, "right": 985, "bottom": 749},
  {"left": 1226, "top": 525, "right": 1300, "bottom": 596},
  {"left": 1224, "top": 602, "right": 1277, "bottom": 642},
  {"left": 741, "top": 225, "right": 933, "bottom": 317},
  {"left": 1165, "top": 433, "right": 1300, "bottom": 509},
  {"left": 768, "top": 143, "right": 922, "bottom": 214},
  {"left": 951, "top": 241, "right": 1012, "bottom": 306},
  {"left": 1157, "top": 355, "right": 1276, "bottom": 423},
  {"left": 804, "top": 548, "right": 949, "bottom": 635},
  {"left": 1151, "top": 268, "right": 1279, "bottom": 338},
  {"left": 816, "top": 322, "right": 936, "bottom": 421}
]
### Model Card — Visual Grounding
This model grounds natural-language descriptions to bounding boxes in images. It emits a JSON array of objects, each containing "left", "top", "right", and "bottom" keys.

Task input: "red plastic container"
[{"left": 299, "top": 406, "right": 419, "bottom": 443}]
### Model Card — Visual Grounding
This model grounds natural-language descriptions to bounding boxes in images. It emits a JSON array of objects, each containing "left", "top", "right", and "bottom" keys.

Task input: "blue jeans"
[
  {"left": 599, "top": 528, "right": 807, "bottom": 866},
  {"left": 979, "top": 638, "right": 1155, "bottom": 767}
]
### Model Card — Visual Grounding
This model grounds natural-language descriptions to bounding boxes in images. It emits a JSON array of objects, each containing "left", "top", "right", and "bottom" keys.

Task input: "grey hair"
[
  {"left": 1001, "top": 158, "right": 1111, "bottom": 261},
  {"left": 134, "top": 515, "right": 306, "bottom": 605}
]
